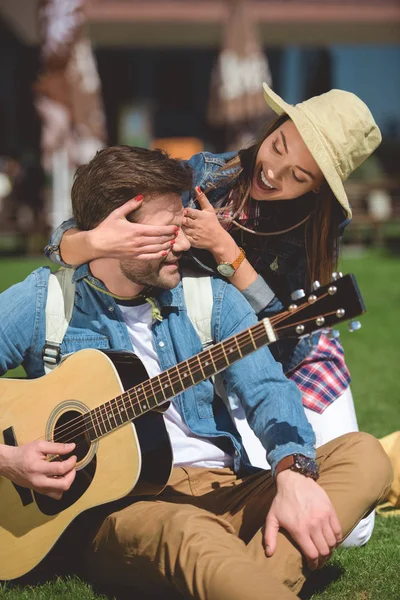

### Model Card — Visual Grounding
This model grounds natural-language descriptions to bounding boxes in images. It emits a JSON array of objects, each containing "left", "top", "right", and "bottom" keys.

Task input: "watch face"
[
  {"left": 217, "top": 263, "right": 235, "bottom": 277},
  {"left": 293, "top": 455, "right": 319, "bottom": 480}
]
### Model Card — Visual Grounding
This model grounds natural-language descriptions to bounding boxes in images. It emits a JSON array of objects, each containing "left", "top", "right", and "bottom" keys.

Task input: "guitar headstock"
[{"left": 272, "top": 274, "right": 366, "bottom": 340}]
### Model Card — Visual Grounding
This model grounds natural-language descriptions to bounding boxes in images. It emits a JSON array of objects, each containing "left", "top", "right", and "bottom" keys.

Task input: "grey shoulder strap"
[
  {"left": 182, "top": 268, "right": 213, "bottom": 348},
  {"left": 182, "top": 269, "right": 270, "bottom": 470},
  {"left": 182, "top": 268, "right": 226, "bottom": 401},
  {"left": 43, "top": 268, "right": 76, "bottom": 373}
]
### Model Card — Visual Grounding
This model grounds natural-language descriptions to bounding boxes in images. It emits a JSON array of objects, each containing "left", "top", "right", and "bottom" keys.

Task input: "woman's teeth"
[{"left": 260, "top": 170, "right": 275, "bottom": 189}]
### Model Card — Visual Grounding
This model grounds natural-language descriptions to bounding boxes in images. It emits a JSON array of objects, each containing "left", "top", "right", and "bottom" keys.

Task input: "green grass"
[
  {"left": 0, "top": 577, "right": 110, "bottom": 600},
  {"left": 336, "top": 248, "right": 400, "bottom": 438},
  {"left": 0, "top": 250, "right": 399, "bottom": 599}
]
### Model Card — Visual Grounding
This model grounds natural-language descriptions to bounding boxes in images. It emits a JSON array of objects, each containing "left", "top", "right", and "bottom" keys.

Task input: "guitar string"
[
  {"left": 45, "top": 308, "right": 308, "bottom": 446},
  {"left": 46, "top": 308, "right": 342, "bottom": 454},
  {"left": 47, "top": 293, "right": 334, "bottom": 446},
  {"left": 46, "top": 321, "right": 272, "bottom": 451},
  {"left": 47, "top": 293, "right": 328, "bottom": 446},
  {"left": 44, "top": 295, "right": 337, "bottom": 450}
]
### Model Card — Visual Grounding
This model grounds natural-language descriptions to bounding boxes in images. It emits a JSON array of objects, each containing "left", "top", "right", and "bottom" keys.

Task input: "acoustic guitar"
[{"left": 0, "top": 274, "right": 365, "bottom": 580}]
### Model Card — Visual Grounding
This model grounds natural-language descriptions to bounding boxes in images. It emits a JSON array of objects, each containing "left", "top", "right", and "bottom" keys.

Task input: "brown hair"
[
  {"left": 210, "top": 115, "right": 343, "bottom": 286},
  {"left": 71, "top": 146, "right": 192, "bottom": 230}
]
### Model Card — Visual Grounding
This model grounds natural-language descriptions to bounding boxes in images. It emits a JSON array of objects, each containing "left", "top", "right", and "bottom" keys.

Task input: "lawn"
[{"left": 0, "top": 249, "right": 399, "bottom": 600}]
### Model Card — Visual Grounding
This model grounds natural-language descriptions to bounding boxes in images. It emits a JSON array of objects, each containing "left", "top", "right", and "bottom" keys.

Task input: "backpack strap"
[
  {"left": 182, "top": 269, "right": 214, "bottom": 349},
  {"left": 43, "top": 268, "right": 76, "bottom": 373},
  {"left": 181, "top": 269, "right": 231, "bottom": 409},
  {"left": 181, "top": 270, "right": 270, "bottom": 470}
]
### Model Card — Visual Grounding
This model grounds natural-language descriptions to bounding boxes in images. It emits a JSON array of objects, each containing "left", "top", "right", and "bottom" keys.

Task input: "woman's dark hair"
[
  {"left": 209, "top": 115, "right": 343, "bottom": 286},
  {"left": 72, "top": 146, "right": 192, "bottom": 230}
]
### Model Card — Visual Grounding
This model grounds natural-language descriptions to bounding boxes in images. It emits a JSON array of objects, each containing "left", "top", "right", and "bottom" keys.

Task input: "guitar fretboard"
[{"left": 83, "top": 319, "right": 273, "bottom": 441}]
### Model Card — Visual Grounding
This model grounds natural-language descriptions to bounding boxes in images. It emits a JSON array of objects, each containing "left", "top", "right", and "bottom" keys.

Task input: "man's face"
[{"left": 119, "top": 192, "right": 190, "bottom": 290}]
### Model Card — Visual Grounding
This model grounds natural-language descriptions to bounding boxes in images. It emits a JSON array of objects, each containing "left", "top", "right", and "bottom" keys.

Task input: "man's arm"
[
  {"left": 0, "top": 271, "right": 42, "bottom": 374},
  {"left": 0, "top": 269, "right": 77, "bottom": 498},
  {"left": 213, "top": 279, "right": 316, "bottom": 472},
  {"left": 214, "top": 280, "right": 342, "bottom": 567}
]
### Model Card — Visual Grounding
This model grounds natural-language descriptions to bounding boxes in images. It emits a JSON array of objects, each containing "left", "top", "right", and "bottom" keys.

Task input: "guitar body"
[{"left": 0, "top": 349, "right": 173, "bottom": 580}]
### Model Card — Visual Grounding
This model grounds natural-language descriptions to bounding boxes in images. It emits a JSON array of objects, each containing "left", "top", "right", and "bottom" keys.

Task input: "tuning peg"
[
  {"left": 291, "top": 289, "right": 305, "bottom": 301},
  {"left": 332, "top": 272, "right": 343, "bottom": 281},
  {"left": 312, "top": 281, "right": 321, "bottom": 291},
  {"left": 327, "top": 329, "right": 341, "bottom": 339},
  {"left": 348, "top": 320, "right": 362, "bottom": 332}
]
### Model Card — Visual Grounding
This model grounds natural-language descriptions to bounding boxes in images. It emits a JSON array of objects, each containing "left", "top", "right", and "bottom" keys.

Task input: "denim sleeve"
[
  {"left": 212, "top": 280, "right": 316, "bottom": 474},
  {"left": 241, "top": 275, "right": 284, "bottom": 316},
  {"left": 44, "top": 218, "right": 77, "bottom": 267},
  {"left": 0, "top": 270, "right": 47, "bottom": 375},
  {"left": 181, "top": 153, "right": 206, "bottom": 208}
]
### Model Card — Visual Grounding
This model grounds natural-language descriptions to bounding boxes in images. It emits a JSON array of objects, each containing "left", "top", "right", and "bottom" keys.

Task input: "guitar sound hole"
[
  {"left": 53, "top": 410, "right": 91, "bottom": 463},
  {"left": 35, "top": 409, "right": 97, "bottom": 516}
]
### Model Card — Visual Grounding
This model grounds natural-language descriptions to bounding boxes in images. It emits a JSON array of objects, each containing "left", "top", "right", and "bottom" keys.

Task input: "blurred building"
[{"left": 1, "top": 0, "right": 399, "bottom": 160}]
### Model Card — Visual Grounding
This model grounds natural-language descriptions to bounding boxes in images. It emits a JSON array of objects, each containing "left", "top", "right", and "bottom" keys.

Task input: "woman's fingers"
[
  {"left": 195, "top": 186, "right": 213, "bottom": 210},
  {"left": 139, "top": 224, "right": 178, "bottom": 235},
  {"left": 184, "top": 207, "right": 198, "bottom": 221},
  {"left": 134, "top": 234, "right": 177, "bottom": 248},
  {"left": 111, "top": 195, "right": 144, "bottom": 218}
]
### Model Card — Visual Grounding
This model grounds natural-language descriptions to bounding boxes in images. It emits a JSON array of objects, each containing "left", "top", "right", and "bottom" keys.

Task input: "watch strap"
[
  {"left": 217, "top": 247, "right": 246, "bottom": 275},
  {"left": 231, "top": 247, "right": 246, "bottom": 272},
  {"left": 275, "top": 455, "right": 295, "bottom": 478}
]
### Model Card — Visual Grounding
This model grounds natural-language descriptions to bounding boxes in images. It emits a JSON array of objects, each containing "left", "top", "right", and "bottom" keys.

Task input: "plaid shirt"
[
  {"left": 221, "top": 194, "right": 351, "bottom": 414},
  {"left": 288, "top": 332, "right": 351, "bottom": 414}
]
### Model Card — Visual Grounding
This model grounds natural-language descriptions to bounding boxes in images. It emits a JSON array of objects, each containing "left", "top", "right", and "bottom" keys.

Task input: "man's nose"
[{"left": 174, "top": 228, "right": 191, "bottom": 252}]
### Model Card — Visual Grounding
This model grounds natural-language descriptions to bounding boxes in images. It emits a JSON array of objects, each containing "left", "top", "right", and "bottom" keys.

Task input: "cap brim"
[{"left": 262, "top": 82, "right": 352, "bottom": 219}]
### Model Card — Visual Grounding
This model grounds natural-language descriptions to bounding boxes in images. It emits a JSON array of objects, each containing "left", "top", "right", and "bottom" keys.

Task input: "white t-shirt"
[{"left": 119, "top": 302, "right": 233, "bottom": 469}]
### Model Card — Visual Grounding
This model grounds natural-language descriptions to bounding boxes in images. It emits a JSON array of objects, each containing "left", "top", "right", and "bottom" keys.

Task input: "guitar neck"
[
  {"left": 83, "top": 273, "right": 366, "bottom": 442},
  {"left": 84, "top": 319, "right": 277, "bottom": 441}
]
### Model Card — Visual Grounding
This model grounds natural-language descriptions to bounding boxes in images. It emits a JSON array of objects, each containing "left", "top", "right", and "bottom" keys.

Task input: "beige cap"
[{"left": 262, "top": 82, "right": 382, "bottom": 219}]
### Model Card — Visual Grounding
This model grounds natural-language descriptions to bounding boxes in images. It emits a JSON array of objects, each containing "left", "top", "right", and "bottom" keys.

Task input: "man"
[{"left": 0, "top": 147, "right": 392, "bottom": 599}]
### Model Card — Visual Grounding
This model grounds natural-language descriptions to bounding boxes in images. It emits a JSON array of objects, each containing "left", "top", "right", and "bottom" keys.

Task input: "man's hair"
[{"left": 71, "top": 146, "right": 193, "bottom": 230}]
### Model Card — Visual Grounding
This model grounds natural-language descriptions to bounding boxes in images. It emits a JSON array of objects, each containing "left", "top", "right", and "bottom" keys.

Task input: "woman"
[{"left": 45, "top": 83, "right": 381, "bottom": 545}]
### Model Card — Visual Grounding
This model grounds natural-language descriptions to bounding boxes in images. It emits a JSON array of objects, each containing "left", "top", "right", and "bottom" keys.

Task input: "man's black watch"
[{"left": 275, "top": 454, "right": 319, "bottom": 481}]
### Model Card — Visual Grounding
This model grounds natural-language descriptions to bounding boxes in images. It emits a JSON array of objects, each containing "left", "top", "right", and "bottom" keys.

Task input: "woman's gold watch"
[{"left": 216, "top": 248, "right": 246, "bottom": 277}]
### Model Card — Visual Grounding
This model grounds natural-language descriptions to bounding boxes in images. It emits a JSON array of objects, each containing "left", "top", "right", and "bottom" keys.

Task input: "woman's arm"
[
  {"left": 46, "top": 196, "right": 179, "bottom": 267},
  {"left": 182, "top": 187, "right": 259, "bottom": 291},
  {"left": 182, "top": 188, "right": 280, "bottom": 318}
]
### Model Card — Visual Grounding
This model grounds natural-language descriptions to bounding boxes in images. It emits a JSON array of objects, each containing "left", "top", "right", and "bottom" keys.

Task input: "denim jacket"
[
  {"left": 45, "top": 151, "right": 349, "bottom": 374},
  {"left": 0, "top": 265, "right": 316, "bottom": 475}
]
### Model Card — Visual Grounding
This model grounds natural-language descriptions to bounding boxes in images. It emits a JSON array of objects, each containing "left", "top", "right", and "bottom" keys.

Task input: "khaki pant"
[{"left": 86, "top": 432, "right": 393, "bottom": 599}]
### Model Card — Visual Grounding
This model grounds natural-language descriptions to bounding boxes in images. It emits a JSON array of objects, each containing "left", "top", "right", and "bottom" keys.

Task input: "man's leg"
[
  {"left": 86, "top": 473, "right": 298, "bottom": 600},
  {"left": 86, "top": 432, "right": 391, "bottom": 599},
  {"left": 237, "top": 432, "right": 392, "bottom": 594}
]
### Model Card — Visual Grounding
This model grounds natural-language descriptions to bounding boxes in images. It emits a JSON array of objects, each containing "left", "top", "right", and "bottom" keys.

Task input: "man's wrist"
[
  {"left": 0, "top": 444, "right": 13, "bottom": 477},
  {"left": 275, "top": 454, "right": 319, "bottom": 481}
]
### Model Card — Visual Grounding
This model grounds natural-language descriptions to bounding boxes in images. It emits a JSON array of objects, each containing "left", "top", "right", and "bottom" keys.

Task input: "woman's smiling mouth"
[{"left": 253, "top": 165, "right": 277, "bottom": 195}]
